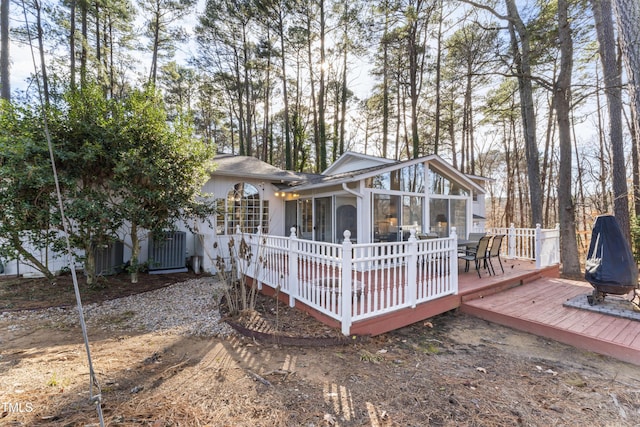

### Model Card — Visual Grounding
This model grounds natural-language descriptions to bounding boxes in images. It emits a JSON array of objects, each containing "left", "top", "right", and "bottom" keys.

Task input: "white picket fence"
[
  {"left": 227, "top": 224, "right": 560, "bottom": 335},
  {"left": 230, "top": 227, "right": 456, "bottom": 335},
  {"left": 487, "top": 224, "right": 560, "bottom": 269}
]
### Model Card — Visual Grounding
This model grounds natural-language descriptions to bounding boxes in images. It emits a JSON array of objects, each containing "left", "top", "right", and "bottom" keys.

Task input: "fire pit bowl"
[{"left": 584, "top": 215, "right": 638, "bottom": 305}]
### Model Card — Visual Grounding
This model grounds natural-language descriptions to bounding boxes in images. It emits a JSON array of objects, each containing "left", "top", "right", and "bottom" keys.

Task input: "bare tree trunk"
[
  {"left": 278, "top": 9, "right": 292, "bottom": 170},
  {"left": 595, "top": 66, "right": 609, "bottom": 212},
  {"left": 305, "top": 9, "right": 319, "bottom": 170},
  {"left": 34, "top": 0, "right": 49, "bottom": 104},
  {"left": 541, "top": 64, "right": 557, "bottom": 225},
  {"left": 80, "top": 0, "right": 87, "bottom": 86},
  {"left": 149, "top": 7, "right": 160, "bottom": 85},
  {"left": 1, "top": 0, "right": 10, "bottom": 100},
  {"left": 381, "top": 1, "right": 390, "bottom": 158},
  {"left": 630, "top": 105, "right": 640, "bottom": 215},
  {"left": 608, "top": 0, "right": 640, "bottom": 242},
  {"left": 130, "top": 223, "right": 139, "bottom": 283},
  {"left": 242, "top": 22, "right": 253, "bottom": 157},
  {"left": 69, "top": 0, "right": 76, "bottom": 89},
  {"left": 317, "top": 0, "right": 327, "bottom": 171},
  {"left": 572, "top": 109, "right": 589, "bottom": 255},
  {"left": 505, "top": 0, "right": 543, "bottom": 227},
  {"left": 555, "top": 0, "right": 579, "bottom": 275},
  {"left": 339, "top": 40, "right": 347, "bottom": 157},
  {"left": 433, "top": 0, "right": 443, "bottom": 155}
]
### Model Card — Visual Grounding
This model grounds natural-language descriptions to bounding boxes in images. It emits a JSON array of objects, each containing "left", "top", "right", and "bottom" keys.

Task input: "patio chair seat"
[
  {"left": 458, "top": 235, "right": 492, "bottom": 278},
  {"left": 487, "top": 234, "right": 505, "bottom": 275}
]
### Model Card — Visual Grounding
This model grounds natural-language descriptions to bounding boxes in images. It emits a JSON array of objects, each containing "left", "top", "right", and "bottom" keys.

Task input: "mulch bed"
[{"left": 220, "top": 291, "right": 369, "bottom": 346}]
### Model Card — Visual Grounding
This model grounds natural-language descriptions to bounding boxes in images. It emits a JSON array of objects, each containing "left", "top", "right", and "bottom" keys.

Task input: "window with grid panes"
[{"left": 218, "top": 183, "right": 267, "bottom": 235}]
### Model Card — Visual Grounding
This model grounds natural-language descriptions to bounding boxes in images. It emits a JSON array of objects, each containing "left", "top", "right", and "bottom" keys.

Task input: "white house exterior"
[
  {"left": 199, "top": 152, "right": 488, "bottom": 274},
  {"left": 0, "top": 152, "right": 490, "bottom": 277}
]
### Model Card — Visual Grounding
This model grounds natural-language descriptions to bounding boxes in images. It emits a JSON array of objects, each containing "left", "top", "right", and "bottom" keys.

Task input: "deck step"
[
  {"left": 461, "top": 270, "right": 544, "bottom": 302},
  {"left": 460, "top": 266, "right": 559, "bottom": 303}
]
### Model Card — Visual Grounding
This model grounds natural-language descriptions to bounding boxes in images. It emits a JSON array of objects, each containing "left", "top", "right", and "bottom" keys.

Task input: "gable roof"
[
  {"left": 212, "top": 153, "right": 315, "bottom": 183},
  {"left": 322, "top": 151, "right": 396, "bottom": 176},
  {"left": 287, "top": 154, "right": 486, "bottom": 194}
]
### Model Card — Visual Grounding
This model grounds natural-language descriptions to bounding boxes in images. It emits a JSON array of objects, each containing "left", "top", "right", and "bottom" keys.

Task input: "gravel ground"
[{"left": 0, "top": 276, "right": 235, "bottom": 337}]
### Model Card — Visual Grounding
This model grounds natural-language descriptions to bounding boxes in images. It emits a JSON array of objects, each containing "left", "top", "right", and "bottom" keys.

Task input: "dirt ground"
[{"left": 1, "top": 272, "right": 640, "bottom": 426}]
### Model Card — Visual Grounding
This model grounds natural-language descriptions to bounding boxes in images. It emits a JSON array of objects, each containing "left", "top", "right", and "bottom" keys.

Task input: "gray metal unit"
[
  {"left": 94, "top": 240, "right": 124, "bottom": 276},
  {"left": 193, "top": 233, "right": 205, "bottom": 256},
  {"left": 148, "top": 231, "right": 187, "bottom": 271}
]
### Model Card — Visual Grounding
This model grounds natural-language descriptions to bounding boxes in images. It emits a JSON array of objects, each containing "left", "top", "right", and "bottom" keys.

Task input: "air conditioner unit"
[
  {"left": 148, "top": 231, "right": 187, "bottom": 273},
  {"left": 93, "top": 240, "right": 124, "bottom": 276}
]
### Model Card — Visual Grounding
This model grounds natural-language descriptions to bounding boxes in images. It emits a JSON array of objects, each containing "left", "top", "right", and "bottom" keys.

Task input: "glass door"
[
  {"left": 373, "top": 194, "right": 401, "bottom": 242},
  {"left": 314, "top": 197, "right": 333, "bottom": 242},
  {"left": 285, "top": 200, "right": 297, "bottom": 236},
  {"left": 298, "top": 199, "right": 313, "bottom": 240}
]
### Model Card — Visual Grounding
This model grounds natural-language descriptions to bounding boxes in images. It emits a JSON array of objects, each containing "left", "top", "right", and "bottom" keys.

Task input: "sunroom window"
[
  {"left": 429, "top": 168, "right": 469, "bottom": 196},
  {"left": 366, "top": 163, "right": 425, "bottom": 193}
]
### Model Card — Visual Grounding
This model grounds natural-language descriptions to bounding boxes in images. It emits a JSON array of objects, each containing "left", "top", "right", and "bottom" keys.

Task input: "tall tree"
[
  {"left": 317, "top": 0, "right": 327, "bottom": 171},
  {"left": 255, "top": 0, "right": 294, "bottom": 169},
  {"left": 405, "top": 0, "right": 436, "bottom": 159},
  {"left": 444, "top": 20, "right": 496, "bottom": 174},
  {"left": 592, "top": 0, "right": 629, "bottom": 241},
  {"left": 1, "top": 0, "right": 9, "bottom": 100},
  {"left": 611, "top": 0, "right": 639, "bottom": 239},
  {"left": 555, "top": 0, "right": 580, "bottom": 275},
  {"left": 504, "top": 0, "right": 543, "bottom": 227},
  {"left": 139, "top": 0, "right": 196, "bottom": 86}
]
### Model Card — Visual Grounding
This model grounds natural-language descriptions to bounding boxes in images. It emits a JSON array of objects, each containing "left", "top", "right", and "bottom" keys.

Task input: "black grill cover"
[{"left": 585, "top": 215, "right": 638, "bottom": 293}]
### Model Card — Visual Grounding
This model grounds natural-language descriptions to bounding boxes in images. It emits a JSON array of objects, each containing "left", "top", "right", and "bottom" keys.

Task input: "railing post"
[
  {"left": 508, "top": 223, "right": 516, "bottom": 259},
  {"left": 535, "top": 224, "right": 542, "bottom": 270},
  {"left": 341, "top": 230, "right": 353, "bottom": 336},
  {"left": 288, "top": 227, "right": 298, "bottom": 308},
  {"left": 450, "top": 227, "right": 458, "bottom": 295},
  {"left": 254, "top": 226, "right": 263, "bottom": 290},
  {"left": 554, "top": 223, "right": 561, "bottom": 265},
  {"left": 407, "top": 229, "right": 418, "bottom": 308}
]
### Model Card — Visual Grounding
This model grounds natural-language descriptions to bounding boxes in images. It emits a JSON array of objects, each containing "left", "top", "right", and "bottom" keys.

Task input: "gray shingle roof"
[{"left": 212, "top": 154, "right": 316, "bottom": 183}]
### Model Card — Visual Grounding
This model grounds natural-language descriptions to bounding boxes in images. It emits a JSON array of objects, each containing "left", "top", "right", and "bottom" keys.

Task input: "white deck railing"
[
  {"left": 486, "top": 223, "right": 560, "bottom": 269},
  {"left": 228, "top": 224, "right": 561, "bottom": 335},
  {"left": 234, "top": 227, "right": 459, "bottom": 335}
]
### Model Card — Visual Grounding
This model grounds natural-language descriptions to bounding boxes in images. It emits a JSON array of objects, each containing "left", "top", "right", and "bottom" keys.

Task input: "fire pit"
[{"left": 584, "top": 215, "right": 638, "bottom": 305}]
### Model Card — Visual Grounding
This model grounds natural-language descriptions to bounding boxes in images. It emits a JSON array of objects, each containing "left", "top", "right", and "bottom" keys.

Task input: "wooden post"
[
  {"left": 450, "top": 227, "right": 459, "bottom": 295},
  {"left": 341, "top": 230, "right": 353, "bottom": 336},
  {"left": 288, "top": 227, "right": 298, "bottom": 308}
]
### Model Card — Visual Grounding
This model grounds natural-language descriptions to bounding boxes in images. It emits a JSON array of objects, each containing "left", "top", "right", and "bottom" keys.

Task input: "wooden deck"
[
  {"left": 259, "top": 253, "right": 640, "bottom": 366},
  {"left": 459, "top": 260, "right": 640, "bottom": 366}
]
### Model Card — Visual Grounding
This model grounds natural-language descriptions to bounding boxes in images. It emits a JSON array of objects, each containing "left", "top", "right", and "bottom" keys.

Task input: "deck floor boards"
[{"left": 460, "top": 276, "right": 640, "bottom": 366}]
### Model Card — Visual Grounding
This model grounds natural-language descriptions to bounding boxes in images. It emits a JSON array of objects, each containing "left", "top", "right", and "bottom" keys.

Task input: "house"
[
  {"left": 1, "top": 151, "right": 562, "bottom": 338},
  {"left": 199, "top": 151, "right": 489, "bottom": 273}
]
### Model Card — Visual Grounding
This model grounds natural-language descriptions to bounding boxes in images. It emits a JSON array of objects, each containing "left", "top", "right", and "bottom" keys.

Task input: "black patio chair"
[
  {"left": 458, "top": 235, "right": 492, "bottom": 278},
  {"left": 487, "top": 234, "right": 505, "bottom": 275}
]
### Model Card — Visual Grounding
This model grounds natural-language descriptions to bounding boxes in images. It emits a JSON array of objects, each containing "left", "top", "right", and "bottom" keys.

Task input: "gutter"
[{"left": 342, "top": 182, "right": 363, "bottom": 198}]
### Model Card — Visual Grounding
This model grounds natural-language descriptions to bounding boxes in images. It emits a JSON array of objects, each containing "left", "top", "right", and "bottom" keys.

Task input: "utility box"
[
  {"left": 93, "top": 240, "right": 124, "bottom": 276},
  {"left": 148, "top": 231, "right": 187, "bottom": 273}
]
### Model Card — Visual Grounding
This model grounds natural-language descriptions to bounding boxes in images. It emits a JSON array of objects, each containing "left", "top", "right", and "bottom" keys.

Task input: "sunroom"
[{"left": 277, "top": 153, "right": 486, "bottom": 244}]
